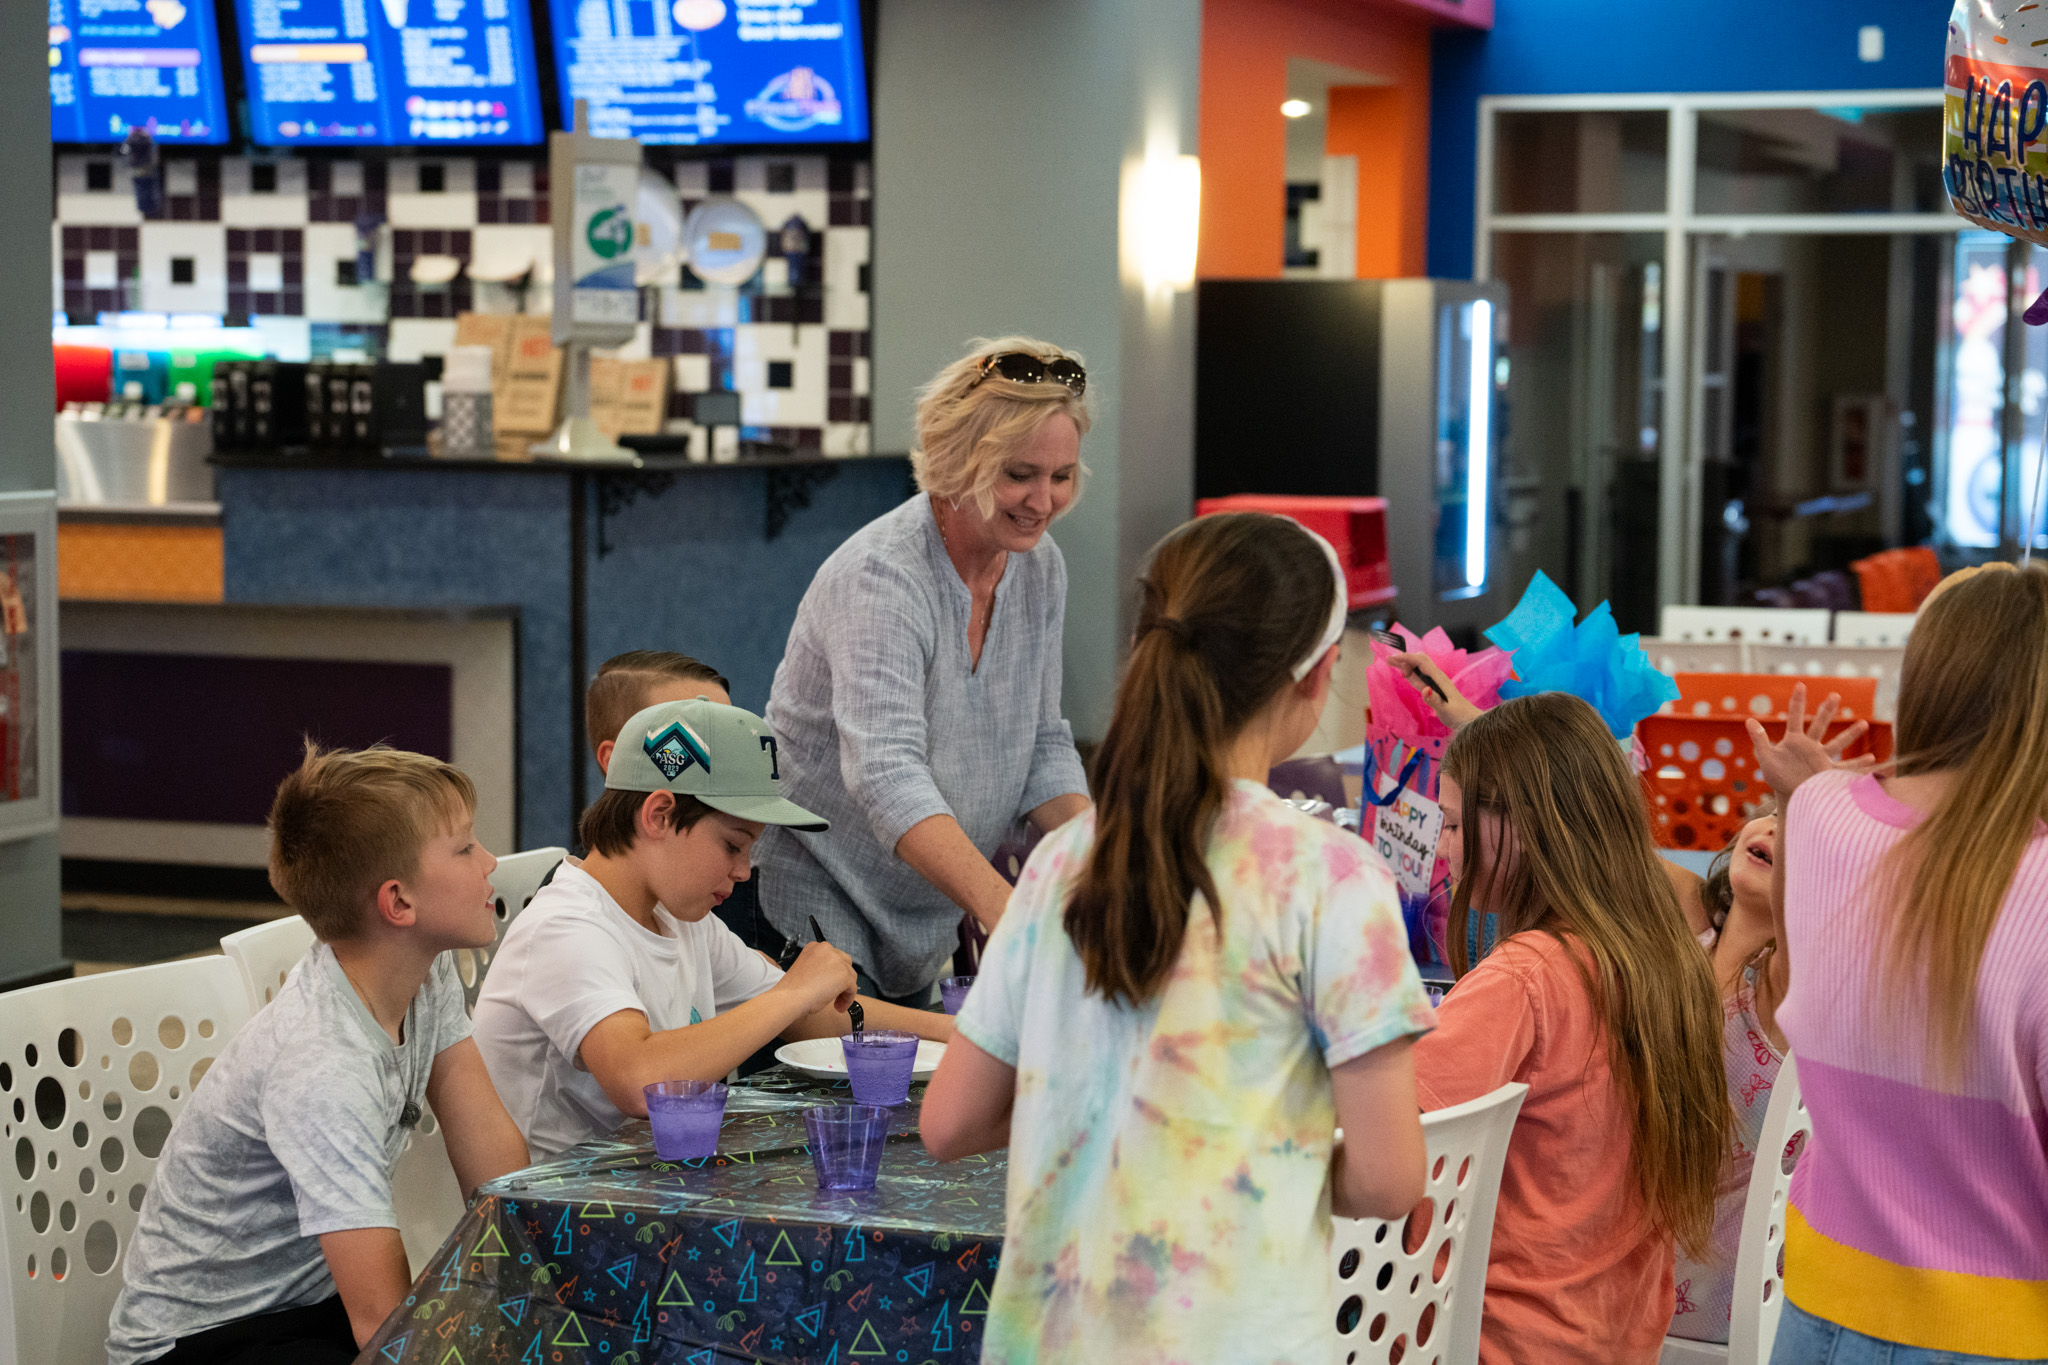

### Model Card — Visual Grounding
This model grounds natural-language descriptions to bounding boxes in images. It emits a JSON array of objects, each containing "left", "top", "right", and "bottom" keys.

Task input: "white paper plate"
[{"left": 775, "top": 1037, "right": 947, "bottom": 1082}]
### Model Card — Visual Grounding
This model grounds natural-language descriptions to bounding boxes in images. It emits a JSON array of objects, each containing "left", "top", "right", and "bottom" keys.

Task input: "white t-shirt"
[
  {"left": 107, "top": 946, "right": 473, "bottom": 1365},
  {"left": 472, "top": 863, "right": 784, "bottom": 1157}
]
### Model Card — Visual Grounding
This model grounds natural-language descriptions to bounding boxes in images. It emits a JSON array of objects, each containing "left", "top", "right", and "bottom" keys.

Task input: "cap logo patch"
[{"left": 643, "top": 721, "right": 712, "bottom": 781}]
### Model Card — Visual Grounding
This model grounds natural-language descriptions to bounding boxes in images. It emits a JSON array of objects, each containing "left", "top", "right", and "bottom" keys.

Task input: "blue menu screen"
[
  {"left": 233, "top": 0, "right": 545, "bottom": 146},
  {"left": 49, "top": 0, "right": 231, "bottom": 144},
  {"left": 549, "top": 0, "right": 870, "bottom": 146}
]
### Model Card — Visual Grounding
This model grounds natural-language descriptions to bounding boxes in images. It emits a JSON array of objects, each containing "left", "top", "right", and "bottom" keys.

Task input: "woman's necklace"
[{"left": 933, "top": 501, "right": 998, "bottom": 639}]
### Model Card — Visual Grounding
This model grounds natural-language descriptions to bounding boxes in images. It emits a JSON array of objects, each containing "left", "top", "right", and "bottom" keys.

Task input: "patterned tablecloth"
[{"left": 361, "top": 1070, "right": 1007, "bottom": 1365}]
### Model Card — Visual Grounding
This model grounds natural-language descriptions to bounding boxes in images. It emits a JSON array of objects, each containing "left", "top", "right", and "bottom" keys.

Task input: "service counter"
[{"left": 61, "top": 454, "right": 913, "bottom": 852}]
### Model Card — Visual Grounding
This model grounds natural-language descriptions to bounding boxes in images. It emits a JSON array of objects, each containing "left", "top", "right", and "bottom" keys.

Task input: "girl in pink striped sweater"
[{"left": 1753, "top": 561, "right": 2048, "bottom": 1363}]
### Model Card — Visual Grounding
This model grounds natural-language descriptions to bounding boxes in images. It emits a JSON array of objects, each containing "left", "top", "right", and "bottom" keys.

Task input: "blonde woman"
[
  {"left": 746, "top": 338, "right": 1094, "bottom": 1003},
  {"left": 1749, "top": 562, "right": 2048, "bottom": 1364}
]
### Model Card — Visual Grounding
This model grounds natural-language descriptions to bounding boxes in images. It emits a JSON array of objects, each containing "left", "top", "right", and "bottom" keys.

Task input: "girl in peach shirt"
[{"left": 1412, "top": 692, "right": 1732, "bottom": 1364}]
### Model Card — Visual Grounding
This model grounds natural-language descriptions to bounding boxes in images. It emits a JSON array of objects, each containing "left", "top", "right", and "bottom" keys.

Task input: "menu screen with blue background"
[
  {"left": 233, "top": 0, "right": 545, "bottom": 145},
  {"left": 50, "top": 0, "right": 231, "bottom": 144},
  {"left": 549, "top": 0, "right": 869, "bottom": 146}
]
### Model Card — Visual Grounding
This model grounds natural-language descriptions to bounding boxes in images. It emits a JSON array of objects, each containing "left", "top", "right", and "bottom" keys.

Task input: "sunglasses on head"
[{"left": 969, "top": 351, "right": 1087, "bottom": 396}]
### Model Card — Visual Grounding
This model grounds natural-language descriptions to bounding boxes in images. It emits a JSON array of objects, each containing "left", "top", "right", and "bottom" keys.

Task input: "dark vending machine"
[{"left": 1196, "top": 279, "right": 1509, "bottom": 637}]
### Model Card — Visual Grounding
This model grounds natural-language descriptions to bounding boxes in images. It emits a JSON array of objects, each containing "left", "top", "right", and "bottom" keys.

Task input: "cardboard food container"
[
  {"left": 493, "top": 315, "right": 563, "bottom": 436},
  {"left": 589, "top": 356, "right": 671, "bottom": 439}
]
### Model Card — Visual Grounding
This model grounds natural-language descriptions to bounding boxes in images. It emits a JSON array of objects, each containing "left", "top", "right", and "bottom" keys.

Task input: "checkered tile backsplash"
[{"left": 55, "top": 151, "right": 874, "bottom": 458}]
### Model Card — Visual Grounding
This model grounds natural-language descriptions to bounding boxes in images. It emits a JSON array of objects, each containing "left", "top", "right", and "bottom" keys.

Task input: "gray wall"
[
  {"left": 0, "top": 0, "right": 61, "bottom": 986},
  {"left": 872, "top": 0, "right": 1201, "bottom": 741}
]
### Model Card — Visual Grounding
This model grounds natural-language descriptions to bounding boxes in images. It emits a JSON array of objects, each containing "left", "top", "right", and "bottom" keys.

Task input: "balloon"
[{"left": 1944, "top": 0, "right": 2048, "bottom": 245}]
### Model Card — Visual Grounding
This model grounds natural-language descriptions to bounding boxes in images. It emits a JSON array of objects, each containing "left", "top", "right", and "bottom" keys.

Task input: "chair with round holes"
[
  {"left": 219, "top": 914, "right": 318, "bottom": 1016},
  {"left": 1658, "top": 606, "right": 1832, "bottom": 646},
  {"left": 1658, "top": 1055, "right": 1813, "bottom": 1365},
  {"left": 451, "top": 846, "right": 568, "bottom": 1015},
  {"left": 0, "top": 956, "right": 253, "bottom": 1365},
  {"left": 1641, "top": 638, "right": 1751, "bottom": 677},
  {"left": 1332, "top": 1081, "right": 1528, "bottom": 1365}
]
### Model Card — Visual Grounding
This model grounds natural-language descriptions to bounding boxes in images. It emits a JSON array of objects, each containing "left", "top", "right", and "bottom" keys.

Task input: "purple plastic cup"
[
  {"left": 805, "top": 1104, "right": 891, "bottom": 1191},
  {"left": 643, "top": 1079, "right": 728, "bottom": 1161},
  {"left": 841, "top": 1029, "right": 919, "bottom": 1106},
  {"left": 939, "top": 975, "right": 975, "bottom": 1015}
]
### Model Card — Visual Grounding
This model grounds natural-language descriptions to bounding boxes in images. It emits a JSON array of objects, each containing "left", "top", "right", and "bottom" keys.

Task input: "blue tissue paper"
[{"left": 1483, "top": 570, "right": 1678, "bottom": 739}]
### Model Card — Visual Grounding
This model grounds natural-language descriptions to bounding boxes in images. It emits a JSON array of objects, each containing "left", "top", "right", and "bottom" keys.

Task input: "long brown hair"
[
  {"left": 1065, "top": 513, "right": 1333, "bottom": 1005},
  {"left": 1443, "top": 693, "right": 1731, "bottom": 1259},
  {"left": 1878, "top": 562, "right": 2048, "bottom": 1070}
]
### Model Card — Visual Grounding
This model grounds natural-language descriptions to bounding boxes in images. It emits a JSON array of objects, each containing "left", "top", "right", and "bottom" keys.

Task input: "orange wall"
[{"left": 1198, "top": 0, "right": 1434, "bottom": 279}]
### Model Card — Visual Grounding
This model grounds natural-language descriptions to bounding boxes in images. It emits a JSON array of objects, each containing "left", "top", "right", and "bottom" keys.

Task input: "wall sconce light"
[
  {"left": 1128, "top": 152, "right": 1201, "bottom": 295},
  {"left": 1281, "top": 99, "right": 1311, "bottom": 118}
]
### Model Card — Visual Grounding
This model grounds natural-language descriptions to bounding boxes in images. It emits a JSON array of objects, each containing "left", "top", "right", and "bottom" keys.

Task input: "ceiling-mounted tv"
[
  {"left": 50, "top": 0, "right": 231, "bottom": 145},
  {"left": 231, "top": 0, "right": 545, "bottom": 146},
  {"left": 547, "top": 0, "right": 870, "bottom": 146}
]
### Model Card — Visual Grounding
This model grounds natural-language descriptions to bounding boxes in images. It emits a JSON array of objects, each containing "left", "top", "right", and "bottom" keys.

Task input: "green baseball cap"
[{"left": 606, "top": 698, "right": 829, "bottom": 832}]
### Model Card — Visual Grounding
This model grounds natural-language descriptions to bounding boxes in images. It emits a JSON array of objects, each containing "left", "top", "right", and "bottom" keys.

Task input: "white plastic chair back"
[
  {"left": 1332, "top": 1081, "right": 1528, "bottom": 1365},
  {"left": 1657, "top": 1054, "right": 1812, "bottom": 1365},
  {"left": 1832, "top": 611, "right": 1915, "bottom": 647},
  {"left": 451, "top": 846, "right": 567, "bottom": 1015},
  {"left": 220, "top": 915, "right": 318, "bottom": 1015},
  {"left": 1727, "top": 1055, "right": 1810, "bottom": 1364},
  {"left": 1747, "top": 643, "right": 1905, "bottom": 722},
  {"left": 393, "top": 847, "right": 564, "bottom": 1271},
  {"left": 1658, "top": 607, "right": 1831, "bottom": 645},
  {"left": 1641, "top": 637, "right": 1750, "bottom": 676},
  {"left": 0, "top": 957, "right": 252, "bottom": 1365}
]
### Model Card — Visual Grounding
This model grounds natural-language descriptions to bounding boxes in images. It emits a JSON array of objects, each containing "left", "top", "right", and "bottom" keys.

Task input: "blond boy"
[{"left": 107, "top": 746, "right": 529, "bottom": 1364}]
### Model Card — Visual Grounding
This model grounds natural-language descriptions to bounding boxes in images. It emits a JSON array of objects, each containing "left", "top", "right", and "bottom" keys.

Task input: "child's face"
[
  {"left": 1725, "top": 814, "right": 1777, "bottom": 909},
  {"left": 649, "top": 809, "right": 765, "bottom": 922},
  {"left": 596, "top": 678, "right": 733, "bottom": 774},
  {"left": 1436, "top": 775, "right": 1517, "bottom": 904},
  {"left": 402, "top": 819, "right": 500, "bottom": 949}
]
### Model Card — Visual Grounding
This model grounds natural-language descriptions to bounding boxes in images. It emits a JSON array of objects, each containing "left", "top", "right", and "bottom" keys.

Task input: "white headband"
[{"left": 1291, "top": 527, "right": 1349, "bottom": 680}]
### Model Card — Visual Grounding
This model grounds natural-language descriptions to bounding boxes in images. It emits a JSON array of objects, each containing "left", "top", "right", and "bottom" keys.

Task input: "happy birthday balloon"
[{"left": 1945, "top": 0, "right": 2048, "bottom": 246}]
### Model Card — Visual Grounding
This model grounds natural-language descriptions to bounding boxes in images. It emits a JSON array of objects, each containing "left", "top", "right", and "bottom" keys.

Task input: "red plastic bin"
[{"left": 1193, "top": 494, "right": 1396, "bottom": 609}]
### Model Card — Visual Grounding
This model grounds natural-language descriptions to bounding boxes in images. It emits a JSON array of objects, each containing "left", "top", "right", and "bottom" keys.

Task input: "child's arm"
[
  {"left": 319, "top": 1227, "right": 411, "bottom": 1348},
  {"left": 577, "top": 942, "right": 858, "bottom": 1112},
  {"left": 779, "top": 996, "right": 955, "bottom": 1043},
  {"left": 919, "top": 1032, "right": 1014, "bottom": 1161},
  {"left": 1329, "top": 1038, "right": 1426, "bottom": 1221},
  {"left": 426, "top": 1037, "right": 530, "bottom": 1199}
]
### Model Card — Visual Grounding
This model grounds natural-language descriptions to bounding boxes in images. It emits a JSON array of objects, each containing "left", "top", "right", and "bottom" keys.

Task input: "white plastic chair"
[
  {"left": 1747, "top": 643, "right": 1905, "bottom": 722},
  {"left": 1332, "top": 1081, "right": 1529, "bottom": 1365},
  {"left": 1831, "top": 611, "right": 1915, "bottom": 647},
  {"left": 1641, "top": 637, "right": 1750, "bottom": 676},
  {"left": 220, "top": 914, "right": 317, "bottom": 1014},
  {"left": 451, "top": 846, "right": 567, "bottom": 1015},
  {"left": 0, "top": 957, "right": 253, "bottom": 1365},
  {"left": 1659, "top": 1055, "right": 1813, "bottom": 1365},
  {"left": 1659, "top": 606, "right": 1831, "bottom": 646}
]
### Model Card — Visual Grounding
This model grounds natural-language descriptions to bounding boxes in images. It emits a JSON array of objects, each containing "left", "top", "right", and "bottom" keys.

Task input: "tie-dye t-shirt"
[{"left": 954, "top": 779, "right": 1435, "bottom": 1365}]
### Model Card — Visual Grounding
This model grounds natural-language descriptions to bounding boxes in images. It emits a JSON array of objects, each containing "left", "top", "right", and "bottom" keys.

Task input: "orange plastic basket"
[
  {"left": 1640, "top": 674, "right": 1893, "bottom": 850},
  {"left": 1664, "top": 672, "right": 1878, "bottom": 724}
]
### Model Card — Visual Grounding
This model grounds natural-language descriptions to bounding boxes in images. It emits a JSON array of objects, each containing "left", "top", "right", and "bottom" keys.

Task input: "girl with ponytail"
[{"left": 922, "top": 512, "right": 1437, "bottom": 1365}]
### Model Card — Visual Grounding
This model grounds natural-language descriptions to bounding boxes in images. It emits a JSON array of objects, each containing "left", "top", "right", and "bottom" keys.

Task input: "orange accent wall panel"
[
  {"left": 1199, "top": 0, "right": 1433, "bottom": 279},
  {"left": 59, "top": 523, "right": 225, "bottom": 603},
  {"left": 1327, "top": 82, "right": 1429, "bottom": 278}
]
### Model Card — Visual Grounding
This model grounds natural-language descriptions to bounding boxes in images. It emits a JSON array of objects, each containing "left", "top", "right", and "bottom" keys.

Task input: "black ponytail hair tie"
[{"left": 1146, "top": 616, "right": 1199, "bottom": 648}]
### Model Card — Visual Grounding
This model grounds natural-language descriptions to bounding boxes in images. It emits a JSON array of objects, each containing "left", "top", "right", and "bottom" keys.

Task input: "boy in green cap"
[{"left": 473, "top": 698, "right": 953, "bottom": 1156}]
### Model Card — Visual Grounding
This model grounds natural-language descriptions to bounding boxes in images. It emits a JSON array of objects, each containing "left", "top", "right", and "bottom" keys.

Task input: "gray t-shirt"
[
  {"left": 106, "top": 944, "right": 473, "bottom": 1365},
  {"left": 755, "top": 494, "right": 1089, "bottom": 995}
]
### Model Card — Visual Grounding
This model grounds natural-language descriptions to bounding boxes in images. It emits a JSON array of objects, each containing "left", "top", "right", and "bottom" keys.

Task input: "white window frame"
[{"left": 1473, "top": 89, "right": 1960, "bottom": 608}]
